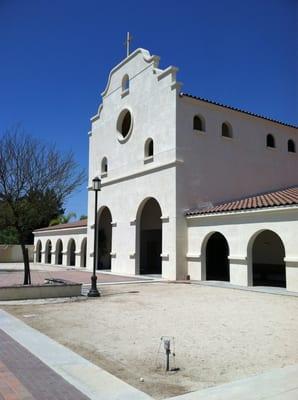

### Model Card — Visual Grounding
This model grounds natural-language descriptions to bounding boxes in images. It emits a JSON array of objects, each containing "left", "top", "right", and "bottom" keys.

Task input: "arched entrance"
[
  {"left": 137, "top": 198, "right": 162, "bottom": 275},
  {"left": 45, "top": 240, "right": 52, "bottom": 264},
  {"left": 97, "top": 207, "right": 112, "bottom": 270},
  {"left": 67, "top": 239, "right": 76, "bottom": 266},
  {"left": 36, "top": 240, "right": 42, "bottom": 263},
  {"left": 205, "top": 232, "right": 230, "bottom": 281},
  {"left": 80, "top": 238, "right": 87, "bottom": 268},
  {"left": 251, "top": 230, "right": 286, "bottom": 287},
  {"left": 55, "top": 240, "right": 63, "bottom": 265}
]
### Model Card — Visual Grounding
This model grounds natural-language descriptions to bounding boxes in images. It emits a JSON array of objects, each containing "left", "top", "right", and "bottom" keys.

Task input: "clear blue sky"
[{"left": 0, "top": 0, "right": 297, "bottom": 218}]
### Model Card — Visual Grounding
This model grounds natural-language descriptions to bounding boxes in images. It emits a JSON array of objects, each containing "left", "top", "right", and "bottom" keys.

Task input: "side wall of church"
[
  {"left": 175, "top": 96, "right": 298, "bottom": 280},
  {"left": 176, "top": 96, "right": 298, "bottom": 210}
]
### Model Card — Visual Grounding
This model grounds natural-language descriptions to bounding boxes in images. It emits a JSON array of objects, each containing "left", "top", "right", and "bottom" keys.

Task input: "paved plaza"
[
  {"left": 1, "top": 281, "right": 298, "bottom": 399},
  {"left": 0, "top": 328, "right": 90, "bottom": 400},
  {"left": 0, "top": 263, "right": 150, "bottom": 287}
]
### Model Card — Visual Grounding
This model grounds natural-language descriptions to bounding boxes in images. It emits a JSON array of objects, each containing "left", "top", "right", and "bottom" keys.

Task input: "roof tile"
[{"left": 186, "top": 186, "right": 298, "bottom": 216}]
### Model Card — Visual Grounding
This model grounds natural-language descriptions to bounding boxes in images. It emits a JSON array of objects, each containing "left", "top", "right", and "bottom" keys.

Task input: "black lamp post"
[{"left": 88, "top": 176, "right": 101, "bottom": 297}]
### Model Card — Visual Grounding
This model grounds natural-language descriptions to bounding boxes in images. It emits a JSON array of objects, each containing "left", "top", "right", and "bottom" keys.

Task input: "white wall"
[
  {"left": 87, "top": 48, "right": 298, "bottom": 281},
  {"left": 33, "top": 227, "right": 87, "bottom": 268},
  {"left": 87, "top": 48, "right": 180, "bottom": 279},
  {"left": 176, "top": 96, "right": 298, "bottom": 209},
  {"left": 186, "top": 207, "right": 298, "bottom": 292}
]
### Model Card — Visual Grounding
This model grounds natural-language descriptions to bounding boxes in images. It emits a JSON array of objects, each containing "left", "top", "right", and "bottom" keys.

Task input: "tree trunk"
[{"left": 21, "top": 242, "right": 31, "bottom": 285}]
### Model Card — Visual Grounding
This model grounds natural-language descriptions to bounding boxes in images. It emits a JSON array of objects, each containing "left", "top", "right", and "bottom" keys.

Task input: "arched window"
[
  {"left": 101, "top": 157, "right": 108, "bottom": 174},
  {"left": 193, "top": 115, "right": 205, "bottom": 131},
  {"left": 45, "top": 240, "right": 52, "bottom": 264},
  {"left": 266, "top": 134, "right": 275, "bottom": 148},
  {"left": 288, "top": 139, "right": 296, "bottom": 153},
  {"left": 122, "top": 74, "right": 129, "bottom": 92},
  {"left": 36, "top": 240, "right": 42, "bottom": 263},
  {"left": 67, "top": 239, "right": 76, "bottom": 266},
  {"left": 55, "top": 240, "right": 63, "bottom": 265},
  {"left": 144, "top": 138, "right": 154, "bottom": 158},
  {"left": 222, "top": 122, "right": 233, "bottom": 138}
]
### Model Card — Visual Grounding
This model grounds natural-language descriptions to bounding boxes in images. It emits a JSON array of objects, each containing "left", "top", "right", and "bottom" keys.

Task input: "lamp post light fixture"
[{"left": 88, "top": 177, "right": 101, "bottom": 297}]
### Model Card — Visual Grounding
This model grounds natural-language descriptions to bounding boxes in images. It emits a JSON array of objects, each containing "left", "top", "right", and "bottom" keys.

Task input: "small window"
[
  {"left": 145, "top": 138, "right": 154, "bottom": 157},
  {"left": 266, "top": 134, "right": 275, "bottom": 148},
  {"left": 193, "top": 115, "right": 205, "bottom": 131},
  {"left": 122, "top": 74, "right": 129, "bottom": 92},
  {"left": 288, "top": 139, "right": 296, "bottom": 153},
  {"left": 101, "top": 157, "right": 108, "bottom": 174},
  {"left": 222, "top": 122, "right": 233, "bottom": 138}
]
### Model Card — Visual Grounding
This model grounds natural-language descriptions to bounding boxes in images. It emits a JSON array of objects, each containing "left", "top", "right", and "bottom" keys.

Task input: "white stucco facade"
[
  {"left": 33, "top": 223, "right": 87, "bottom": 269},
  {"left": 186, "top": 207, "right": 298, "bottom": 292},
  {"left": 34, "top": 48, "right": 298, "bottom": 291}
]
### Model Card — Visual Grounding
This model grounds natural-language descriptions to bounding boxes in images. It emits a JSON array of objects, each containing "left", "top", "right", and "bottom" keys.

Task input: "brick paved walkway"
[
  {"left": 0, "top": 270, "right": 146, "bottom": 287},
  {"left": 0, "top": 329, "right": 90, "bottom": 400}
]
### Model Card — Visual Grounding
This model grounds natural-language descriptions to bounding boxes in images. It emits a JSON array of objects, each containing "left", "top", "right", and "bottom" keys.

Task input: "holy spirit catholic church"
[{"left": 34, "top": 46, "right": 298, "bottom": 292}]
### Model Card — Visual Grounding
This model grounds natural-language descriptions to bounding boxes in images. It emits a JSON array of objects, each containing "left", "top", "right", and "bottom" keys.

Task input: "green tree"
[
  {"left": 0, "top": 227, "right": 18, "bottom": 244},
  {"left": 49, "top": 212, "right": 77, "bottom": 226},
  {"left": 0, "top": 127, "right": 85, "bottom": 284}
]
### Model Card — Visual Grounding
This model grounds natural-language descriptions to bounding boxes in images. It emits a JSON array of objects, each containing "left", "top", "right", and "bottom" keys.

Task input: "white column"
[
  {"left": 229, "top": 256, "right": 249, "bottom": 286},
  {"left": 285, "top": 259, "right": 298, "bottom": 292},
  {"left": 51, "top": 251, "right": 56, "bottom": 265},
  {"left": 62, "top": 251, "right": 68, "bottom": 267},
  {"left": 75, "top": 252, "right": 81, "bottom": 268},
  {"left": 41, "top": 250, "right": 46, "bottom": 264}
]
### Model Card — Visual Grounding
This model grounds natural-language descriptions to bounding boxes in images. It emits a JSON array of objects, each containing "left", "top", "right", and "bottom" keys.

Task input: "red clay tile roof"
[
  {"left": 34, "top": 219, "right": 87, "bottom": 232},
  {"left": 180, "top": 93, "right": 298, "bottom": 130},
  {"left": 186, "top": 187, "right": 298, "bottom": 216}
]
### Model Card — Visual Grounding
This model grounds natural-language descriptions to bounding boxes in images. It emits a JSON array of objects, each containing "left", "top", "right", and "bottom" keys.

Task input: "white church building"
[{"left": 34, "top": 48, "right": 298, "bottom": 292}]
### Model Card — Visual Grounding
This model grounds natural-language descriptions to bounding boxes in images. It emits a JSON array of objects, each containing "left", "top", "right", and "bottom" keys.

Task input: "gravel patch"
[{"left": 2, "top": 282, "right": 298, "bottom": 399}]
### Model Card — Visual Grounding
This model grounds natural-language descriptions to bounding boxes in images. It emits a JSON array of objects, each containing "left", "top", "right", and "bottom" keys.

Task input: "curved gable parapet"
[
  {"left": 101, "top": 48, "right": 160, "bottom": 98},
  {"left": 90, "top": 103, "right": 103, "bottom": 123}
]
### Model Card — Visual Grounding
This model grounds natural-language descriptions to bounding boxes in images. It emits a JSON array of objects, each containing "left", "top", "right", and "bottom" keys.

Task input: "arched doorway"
[
  {"left": 36, "top": 240, "right": 42, "bottom": 263},
  {"left": 67, "top": 239, "right": 76, "bottom": 266},
  {"left": 97, "top": 207, "right": 112, "bottom": 270},
  {"left": 80, "top": 238, "right": 87, "bottom": 268},
  {"left": 55, "top": 240, "right": 63, "bottom": 265},
  {"left": 138, "top": 198, "right": 162, "bottom": 275},
  {"left": 251, "top": 230, "right": 286, "bottom": 287},
  {"left": 45, "top": 240, "right": 52, "bottom": 264},
  {"left": 205, "top": 232, "right": 230, "bottom": 281}
]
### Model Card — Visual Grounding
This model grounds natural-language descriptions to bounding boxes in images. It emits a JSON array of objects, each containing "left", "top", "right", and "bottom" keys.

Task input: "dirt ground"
[{"left": 2, "top": 282, "right": 298, "bottom": 399}]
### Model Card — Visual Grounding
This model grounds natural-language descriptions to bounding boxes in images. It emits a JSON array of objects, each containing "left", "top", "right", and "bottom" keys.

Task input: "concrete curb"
[{"left": 0, "top": 310, "right": 153, "bottom": 400}]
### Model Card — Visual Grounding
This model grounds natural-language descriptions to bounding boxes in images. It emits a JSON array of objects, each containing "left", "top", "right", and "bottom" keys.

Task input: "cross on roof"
[{"left": 124, "top": 32, "right": 132, "bottom": 57}]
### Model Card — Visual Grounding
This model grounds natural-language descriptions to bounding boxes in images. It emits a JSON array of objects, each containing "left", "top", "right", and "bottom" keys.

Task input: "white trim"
[
  {"left": 121, "top": 88, "right": 129, "bottom": 98},
  {"left": 161, "top": 253, "right": 169, "bottom": 259},
  {"left": 186, "top": 253, "right": 201, "bottom": 260},
  {"left": 144, "top": 155, "right": 154, "bottom": 164},
  {"left": 33, "top": 226, "right": 87, "bottom": 234},
  {"left": 284, "top": 257, "right": 298, "bottom": 263},
  {"left": 101, "top": 159, "right": 183, "bottom": 187},
  {"left": 156, "top": 66, "right": 178, "bottom": 81},
  {"left": 160, "top": 216, "right": 169, "bottom": 222},
  {"left": 101, "top": 48, "right": 160, "bottom": 98},
  {"left": 193, "top": 129, "right": 206, "bottom": 136}
]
